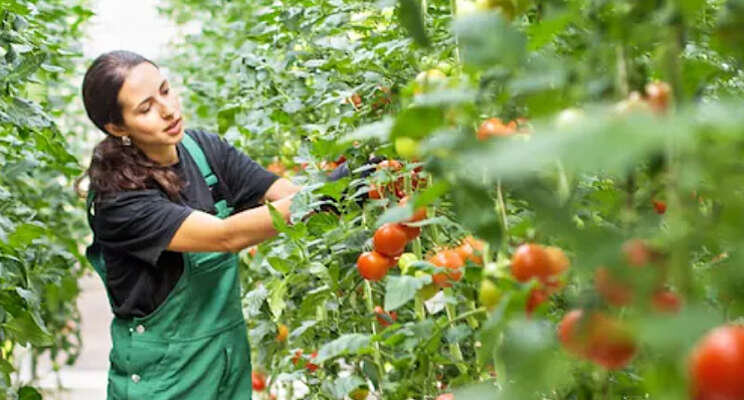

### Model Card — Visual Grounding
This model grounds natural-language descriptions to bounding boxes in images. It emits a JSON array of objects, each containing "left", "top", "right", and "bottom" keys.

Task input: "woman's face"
[{"left": 109, "top": 62, "right": 184, "bottom": 148}]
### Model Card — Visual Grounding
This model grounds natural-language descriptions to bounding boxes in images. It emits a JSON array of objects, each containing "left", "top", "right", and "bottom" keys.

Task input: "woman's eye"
[
  {"left": 141, "top": 107, "right": 150, "bottom": 113},
  {"left": 162, "top": 88, "right": 170, "bottom": 95}
]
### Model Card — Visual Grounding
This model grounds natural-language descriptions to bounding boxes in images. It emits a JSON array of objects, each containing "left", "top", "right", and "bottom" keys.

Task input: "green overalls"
[{"left": 85, "top": 133, "right": 253, "bottom": 399}]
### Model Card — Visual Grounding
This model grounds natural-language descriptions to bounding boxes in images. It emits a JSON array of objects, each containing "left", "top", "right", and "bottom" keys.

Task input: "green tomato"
[
  {"left": 479, "top": 279, "right": 502, "bottom": 309},
  {"left": 398, "top": 252, "right": 418, "bottom": 274},
  {"left": 394, "top": 137, "right": 421, "bottom": 160}
]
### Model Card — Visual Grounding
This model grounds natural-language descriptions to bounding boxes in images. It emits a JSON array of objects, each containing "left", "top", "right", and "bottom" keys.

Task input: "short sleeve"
[
  {"left": 189, "top": 129, "right": 280, "bottom": 210},
  {"left": 93, "top": 190, "right": 193, "bottom": 266}
]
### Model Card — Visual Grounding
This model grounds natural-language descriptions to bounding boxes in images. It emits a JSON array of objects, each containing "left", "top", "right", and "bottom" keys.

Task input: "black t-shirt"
[{"left": 90, "top": 128, "right": 279, "bottom": 319}]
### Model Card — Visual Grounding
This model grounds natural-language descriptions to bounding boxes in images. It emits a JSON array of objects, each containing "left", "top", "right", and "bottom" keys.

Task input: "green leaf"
[
  {"left": 18, "top": 386, "right": 42, "bottom": 400},
  {"left": 384, "top": 275, "right": 429, "bottom": 310},
  {"left": 3, "top": 311, "right": 53, "bottom": 347},
  {"left": 398, "top": 0, "right": 430, "bottom": 47},
  {"left": 321, "top": 375, "right": 365, "bottom": 399},
  {"left": 316, "top": 333, "right": 371, "bottom": 363},
  {"left": 390, "top": 106, "right": 445, "bottom": 140},
  {"left": 267, "top": 203, "right": 290, "bottom": 234},
  {"left": 7, "top": 222, "right": 45, "bottom": 248},
  {"left": 267, "top": 280, "right": 287, "bottom": 319},
  {"left": 453, "top": 12, "right": 526, "bottom": 69}
]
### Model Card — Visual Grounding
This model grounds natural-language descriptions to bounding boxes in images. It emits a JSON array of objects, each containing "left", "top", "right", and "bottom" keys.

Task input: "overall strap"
[
  {"left": 182, "top": 132, "right": 234, "bottom": 218},
  {"left": 181, "top": 132, "right": 218, "bottom": 187}
]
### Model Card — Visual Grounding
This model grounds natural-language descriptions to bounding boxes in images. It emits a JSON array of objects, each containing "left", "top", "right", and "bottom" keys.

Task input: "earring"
[{"left": 121, "top": 136, "right": 132, "bottom": 146}]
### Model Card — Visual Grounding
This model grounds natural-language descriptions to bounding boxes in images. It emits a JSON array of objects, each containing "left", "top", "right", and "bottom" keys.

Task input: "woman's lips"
[{"left": 165, "top": 118, "right": 182, "bottom": 135}]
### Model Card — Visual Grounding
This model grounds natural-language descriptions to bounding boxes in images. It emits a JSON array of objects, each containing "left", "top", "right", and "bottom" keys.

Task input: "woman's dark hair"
[{"left": 79, "top": 50, "right": 183, "bottom": 201}]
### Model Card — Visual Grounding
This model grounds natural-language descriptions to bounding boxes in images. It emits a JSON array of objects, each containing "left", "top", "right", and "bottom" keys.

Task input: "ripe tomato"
[
  {"left": 479, "top": 279, "right": 501, "bottom": 309},
  {"left": 430, "top": 250, "right": 465, "bottom": 287},
  {"left": 436, "top": 394, "right": 454, "bottom": 400},
  {"left": 252, "top": 371, "right": 266, "bottom": 391},
  {"left": 525, "top": 287, "right": 548, "bottom": 316},
  {"left": 357, "top": 251, "right": 392, "bottom": 281},
  {"left": 368, "top": 183, "right": 384, "bottom": 199},
  {"left": 306, "top": 351, "right": 319, "bottom": 372},
  {"left": 510, "top": 244, "right": 552, "bottom": 283},
  {"left": 622, "top": 239, "right": 651, "bottom": 266},
  {"left": 559, "top": 310, "right": 636, "bottom": 369},
  {"left": 558, "top": 309, "right": 587, "bottom": 357},
  {"left": 544, "top": 246, "right": 569, "bottom": 275},
  {"left": 455, "top": 236, "right": 486, "bottom": 266},
  {"left": 399, "top": 196, "right": 427, "bottom": 222},
  {"left": 377, "top": 159, "right": 402, "bottom": 171},
  {"left": 690, "top": 325, "right": 744, "bottom": 400},
  {"left": 476, "top": 118, "right": 517, "bottom": 141},
  {"left": 584, "top": 313, "right": 636, "bottom": 370},
  {"left": 594, "top": 266, "right": 633, "bottom": 306},
  {"left": 645, "top": 81, "right": 671, "bottom": 113},
  {"left": 374, "top": 305, "right": 398, "bottom": 327},
  {"left": 373, "top": 223, "right": 409, "bottom": 257},
  {"left": 653, "top": 199, "right": 667, "bottom": 214},
  {"left": 651, "top": 290, "right": 682, "bottom": 313},
  {"left": 291, "top": 349, "right": 303, "bottom": 365},
  {"left": 400, "top": 224, "right": 421, "bottom": 241},
  {"left": 276, "top": 323, "right": 289, "bottom": 342},
  {"left": 349, "top": 92, "right": 362, "bottom": 108}
]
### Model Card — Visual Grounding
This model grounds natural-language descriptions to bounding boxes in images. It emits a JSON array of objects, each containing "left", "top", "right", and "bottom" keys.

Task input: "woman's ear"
[{"left": 104, "top": 122, "right": 128, "bottom": 138}]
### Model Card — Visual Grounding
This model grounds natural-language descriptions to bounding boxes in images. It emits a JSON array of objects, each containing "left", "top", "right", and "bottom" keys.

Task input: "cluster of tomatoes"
[
  {"left": 507, "top": 243, "right": 570, "bottom": 314},
  {"left": 424, "top": 236, "right": 485, "bottom": 289},
  {"left": 356, "top": 197, "right": 427, "bottom": 281}
]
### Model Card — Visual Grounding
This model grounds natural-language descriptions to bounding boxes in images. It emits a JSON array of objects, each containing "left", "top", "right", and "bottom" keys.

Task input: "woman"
[{"left": 81, "top": 50, "right": 302, "bottom": 399}]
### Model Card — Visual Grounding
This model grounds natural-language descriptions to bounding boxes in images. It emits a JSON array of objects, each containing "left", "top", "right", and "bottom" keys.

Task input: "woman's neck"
[{"left": 139, "top": 143, "right": 179, "bottom": 166}]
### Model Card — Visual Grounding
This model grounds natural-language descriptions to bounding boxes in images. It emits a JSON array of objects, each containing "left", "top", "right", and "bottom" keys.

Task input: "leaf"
[
  {"left": 3, "top": 311, "right": 53, "bottom": 347},
  {"left": 18, "top": 386, "right": 42, "bottom": 400},
  {"left": 267, "top": 203, "right": 291, "bottom": 234},
  {"left": 384, "top": 275, "right": 429, "bottom": 311},
  {"left": 342, "top": 118, "right": 393, "bottom": 143},
  {"left": 267, "top": 280, "right": 287, "bottom": 319},
  {"left": 453, "top": 12, "right": 526, "bottom": 69},
  {"left": 390, "top": 106, "right": 445, "bottom": 140},
  {"left": 316, "top": 333, "right": 371, "bottom": 363},
  {"left": 398, "top": 0, "right": 429, "bottom": 47},
  {"left": 450, "top": 181, "right": 502, "bottom": 245},
  {"left": 321, "top": 375, "right": 366, "bottom": 399},
  {"left": 242, "top": 285, "right": 269, "bottom": 318}
]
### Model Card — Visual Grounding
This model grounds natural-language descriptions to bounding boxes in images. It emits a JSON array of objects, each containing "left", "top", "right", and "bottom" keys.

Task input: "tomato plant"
[{"left": 157, "top": 0, "right": 744, "bottom": 398}]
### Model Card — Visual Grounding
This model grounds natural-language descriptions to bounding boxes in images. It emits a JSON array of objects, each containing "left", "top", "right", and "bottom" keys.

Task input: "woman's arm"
[
  {"left": 167, "top": 194, "right": 295, "bottom": 253},
  {"left": 262, "top": 178, "right": 301, "bottom": 202}
]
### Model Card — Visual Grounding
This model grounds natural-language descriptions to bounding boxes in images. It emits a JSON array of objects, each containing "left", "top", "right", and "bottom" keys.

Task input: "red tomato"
[
  {"left": 455, "top": 236, "right": 486, "bottom": 265},
  {"left": 291, "top": 349, "right": 303, "bottom": 365},
  {"left": 653, "top": 199, "right": 667, "bottom": 214},
  {"left": 400, "top": 224, "right": 421, "bottom": 241},
  {"left": 429, "top": 250, "right": 465, "bottom": 287},
  {"left": 525, "top": 287, "right": 549, "bottom": 316},
  {"left": 622, "top": 239, "right": 651, "bottom": 266},
  {"left": 368, "top": 184, "right": 384, "bottom": 199},
  {"left": 544, "top": 246, "right": 569, "bottom": 275},
  {"left": 306, "top": 351, "right": 319, "bottom": 372},
  {"left": 511, "top": 244, "right": 552, "bottom": 283},
  {"left": 373, "top": 223, "right": 409, "bottom": 257},
  {"left": 690, "top": 325, "right": 744, "bottom": 400},
  {"left": 594, "top": 266, "right": 633, "bottom": 306},
  {"left": 357, "top": 251, "right": 392, "bottom": 281},
  {"left": 252, "top": 371, "right": 266, "bottom": 391},
  {"left": 399, "top": 196, "right": 427, "bottom": 222},
  {"left": 476, "top": 118, "right": 517, "bottom": 140},
  {"left": 584, "top": 313, "right": 636, "bottom": 370},
  {"left": 558, "top": 309, "right": 587, "bottom": 357},
  {"left": 374, "top": 305, "right": 398, "bottom": 327},
  {"left": 651, "top": 290, "right": 682, "bottom": 313},
  {"left": 645, "top": 81, "right": 671, "bottom": 113},
  {"left": 377, "top": 159, "right": 402, "bottom": 171},
  {"left": 558, "top": 309, "right": 636, "bottom": 370}
]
